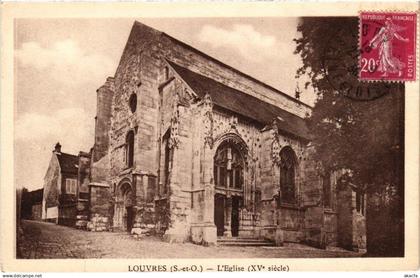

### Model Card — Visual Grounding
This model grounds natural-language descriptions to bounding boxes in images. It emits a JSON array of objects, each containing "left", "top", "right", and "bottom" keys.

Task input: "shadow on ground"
[{"left": 17, "top": 220, "right": 363, "bottom": 259}]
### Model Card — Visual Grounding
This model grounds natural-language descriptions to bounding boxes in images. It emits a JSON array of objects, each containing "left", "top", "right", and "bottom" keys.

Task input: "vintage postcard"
[{"left": 1, "top": 2, "right": 419, "bottom": 273}]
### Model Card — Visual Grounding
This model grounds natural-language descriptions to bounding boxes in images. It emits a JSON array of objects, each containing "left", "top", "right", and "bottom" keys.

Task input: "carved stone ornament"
[
  {"left": 169, "top": 93, "right": 180, "bottom": 149},
  {"left": 271, "top": 119, "right": 282, "bottom": 165},
  {"left": 228, "top": 115, "right": 239, "bottom": 132},
  {"left": 203, "top": 93, "right": 213, "bottom": 111},
  {"left": 202, "top": 93, "right": 214, "bottom": 148}
]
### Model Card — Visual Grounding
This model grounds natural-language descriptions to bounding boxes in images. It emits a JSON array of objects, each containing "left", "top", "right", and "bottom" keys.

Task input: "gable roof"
[
  {"left": 168, "top": 61, "right": 311, "bottom": 141},
  {"left": 56, "top": 152, "right": 79, "bottom": 174},
  {"left": 128, "top": 21, "right": 312, "bottom": 110}
]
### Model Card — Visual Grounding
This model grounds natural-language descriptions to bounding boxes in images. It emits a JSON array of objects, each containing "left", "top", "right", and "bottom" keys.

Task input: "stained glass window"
[
  {"left": 214, "top": 143, "right": 244, "bottom": 189},
  {"left": 280, "top": 147, "right": 297, "bottom": 203}
]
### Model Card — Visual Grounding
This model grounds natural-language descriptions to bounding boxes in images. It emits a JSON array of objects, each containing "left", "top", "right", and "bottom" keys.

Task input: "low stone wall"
[
  {"left": 75, "top": 200, "right": 89, "bottom": 229},
  {"left": 131, "top": 223, "right": 155, "bottom": 238},
  {"left": 190, "top": 223, "right": 217, "bottom": 246},
  {"left": 87, "top": 214, "right": 109, "bottom": 231},
  {"left": 75, "top": 215, "right": 88, "bottom": 229}
]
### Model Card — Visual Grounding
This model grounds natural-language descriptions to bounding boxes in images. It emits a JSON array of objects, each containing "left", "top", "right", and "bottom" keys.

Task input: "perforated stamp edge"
[{"left": 358, "top": 10, "right": 419, "bottom": 83}]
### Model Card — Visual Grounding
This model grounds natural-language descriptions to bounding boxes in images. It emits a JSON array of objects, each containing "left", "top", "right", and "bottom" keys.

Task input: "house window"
[
  {"left": 214, "top": 143, "right": 244, "bottom": 189},
  {"left": 65, "top": 178, "right": 77, "bottom": 195},
  {"left": 126, "top": 130, "right": 135, "bottom": 168},
  {"left": 323, "top": 172, "right": 332, "bottom": 208},
  {"left": 280, "top": 146, "right": 297, "bottom": 203}
]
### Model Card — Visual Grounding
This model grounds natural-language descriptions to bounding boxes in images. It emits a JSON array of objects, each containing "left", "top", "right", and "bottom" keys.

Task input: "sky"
[{"left": 14, "top": 18, "right": 316, "bottom": 191}]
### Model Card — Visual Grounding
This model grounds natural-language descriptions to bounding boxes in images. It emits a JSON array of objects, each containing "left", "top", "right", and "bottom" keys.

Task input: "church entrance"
[
  {"left": 213, "top": 137, "right": 247, "bottom": 238},
  {"left": 114, "top": 181, "right": 135, "bottom": 232},
  {"left": 214, "top": 194, "right": 225, "bottom": 236}
]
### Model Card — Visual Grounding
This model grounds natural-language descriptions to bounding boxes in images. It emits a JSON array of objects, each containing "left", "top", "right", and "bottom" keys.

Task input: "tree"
[{"left": 295, "top": 17, "right": 404, "bottom": 256}]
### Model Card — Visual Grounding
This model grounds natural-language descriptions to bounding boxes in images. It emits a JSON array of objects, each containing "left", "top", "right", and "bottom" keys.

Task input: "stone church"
[{"left": 43, "top": 21, "right": 366, "bottom": 251}]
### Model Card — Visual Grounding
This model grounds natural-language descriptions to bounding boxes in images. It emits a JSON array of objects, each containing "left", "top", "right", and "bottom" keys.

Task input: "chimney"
[{"left": 54, "top": 142, "right": 62, "bottom": 154}]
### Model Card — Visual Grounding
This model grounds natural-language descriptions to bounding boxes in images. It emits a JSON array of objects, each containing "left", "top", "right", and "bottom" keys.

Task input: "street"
[{"left": 17, "top": 220, "right": 362, "bottom": 259}]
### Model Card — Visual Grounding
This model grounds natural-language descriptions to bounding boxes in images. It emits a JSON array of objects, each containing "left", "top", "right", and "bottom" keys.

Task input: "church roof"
[
  {"left": 128, "top": 21, "right": 312, "bottom": 110},
  {"left": 168, "top": 61, "right": 311, "bottom": 141},
  {"left": 56, "top": 152, "right": 79, "bottom": 174}
]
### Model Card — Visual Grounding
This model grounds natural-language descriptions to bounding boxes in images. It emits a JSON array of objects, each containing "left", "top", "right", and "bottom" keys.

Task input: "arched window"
[
  {"left": 214, "top": 142, "right": 244, "bottom": 189},
  {"left": 126, "top": 130, "right": 135, "bottom": 168},
  {"left": 162, "top": 129, "right": 172, "bottom": 194},
  {"left": 129, "top": 93, "right": 137, "bottom": 113},
  {"left": 280, "top": 147, "right": 297, "bottom": 203}
]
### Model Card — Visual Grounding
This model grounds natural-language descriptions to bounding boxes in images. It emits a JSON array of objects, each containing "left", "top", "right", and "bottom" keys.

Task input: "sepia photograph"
[
  {"left": 13, "top": 15, "right": 408, "bottom": 259},
  {"left": 1, "top": 3, "right": 417, "bottom": 272}
]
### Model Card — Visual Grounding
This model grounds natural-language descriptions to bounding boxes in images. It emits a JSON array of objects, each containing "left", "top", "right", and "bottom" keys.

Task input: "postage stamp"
[{"left": 359, "top": 12, "right": 417, "bottom": 82}]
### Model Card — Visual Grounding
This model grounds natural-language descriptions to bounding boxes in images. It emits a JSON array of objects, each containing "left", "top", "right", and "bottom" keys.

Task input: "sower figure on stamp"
[{"left": 369, "top": 18, "right": 409, "bottom": 77}]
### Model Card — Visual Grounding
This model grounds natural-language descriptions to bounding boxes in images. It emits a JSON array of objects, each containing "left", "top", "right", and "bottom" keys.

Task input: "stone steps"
[{"left": 217, "top": 237, "right": 275, "bottom": 247}]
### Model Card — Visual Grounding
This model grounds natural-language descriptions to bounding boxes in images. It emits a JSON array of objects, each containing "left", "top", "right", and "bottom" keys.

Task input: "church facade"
[{"left": 50, "top": 21, "right": 366, "bottom": 250}]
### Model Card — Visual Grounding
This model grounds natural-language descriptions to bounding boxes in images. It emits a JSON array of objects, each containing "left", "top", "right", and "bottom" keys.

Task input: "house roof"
[
  {"left": 168, "top": 61, "right": 311, "bottom": 141},
  {"left": 29, "top": 188, "right": 44, "bottom": 203},
  {"left": 56, "top": 152, "right": 79, "bottom": 174}
]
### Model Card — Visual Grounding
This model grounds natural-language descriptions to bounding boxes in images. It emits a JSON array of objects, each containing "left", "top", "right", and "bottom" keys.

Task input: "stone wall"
[
  {"left": 336, "top": 187, "right": 367, "bottom": 251},
  {"left": 160, "top": 80, "right": 194, "bottom": 242},
  {"left": 258, "top": 124, "right": 313, "bottom": 245},
  {"left": 87, "top": 214, "right": 109, "bottom": 232},
  {"left": 88, "top": 184, "right": 111, "bottom": 231},
  {"left": 94, "top": 77, "right": 114, "bottom": 163},
  {"left": 76, "top": 152, "right": 91, "bottom": 229},
  {"left": 278, "top": 207, "right": 305, "bottom": 242},
  {"left": 131, "top": 173, "right": 157, "bottom": 235},
  {"left": 91, "top": 154, "right": 111, "bottom": 184}
]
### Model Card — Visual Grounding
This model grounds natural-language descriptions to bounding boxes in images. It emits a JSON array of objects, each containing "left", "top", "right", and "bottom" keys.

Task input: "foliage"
[
  {"left": 294, "top": 17, "right": 404, "bottom": 256},
  {"left": 294, "top": 17, "right": 403, "bottom": 193}
]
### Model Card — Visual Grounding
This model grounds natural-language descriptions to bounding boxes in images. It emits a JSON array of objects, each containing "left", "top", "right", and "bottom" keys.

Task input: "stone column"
[
  {"left": 275, "top": 209, "right": 284, "bottom": 246},
  {"left": 223, "top": 196, "right": 232, "bottom": 237},
  {"left": 201, "top": 141, "right": 217, "bottom": 245}
]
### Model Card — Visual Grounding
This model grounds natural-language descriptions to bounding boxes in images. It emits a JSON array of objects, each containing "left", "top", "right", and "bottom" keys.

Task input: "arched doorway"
[
  {"left": 114, "top": 182, "right": 135, "bottom": 232},
  {"left": 213, "top": 138, "right": 246, "bottom": 237}
]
